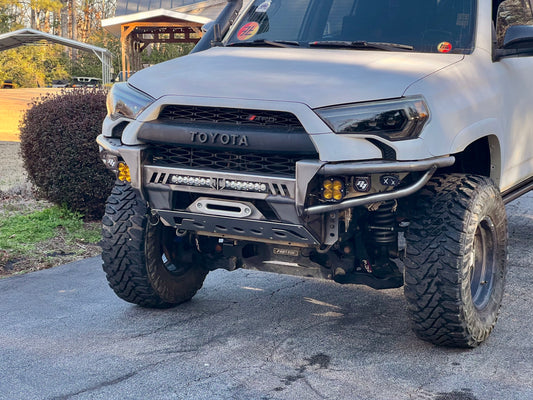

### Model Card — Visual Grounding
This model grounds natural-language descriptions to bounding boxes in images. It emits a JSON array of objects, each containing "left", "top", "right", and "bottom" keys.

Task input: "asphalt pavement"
[{"left": 1, "top": 193, "right": 532, "bottom": 400}]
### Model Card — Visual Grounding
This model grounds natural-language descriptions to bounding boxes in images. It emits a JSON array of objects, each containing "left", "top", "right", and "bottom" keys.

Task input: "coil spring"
[{"left": 369, "top": 200, "right": 397, "bottom": 244}]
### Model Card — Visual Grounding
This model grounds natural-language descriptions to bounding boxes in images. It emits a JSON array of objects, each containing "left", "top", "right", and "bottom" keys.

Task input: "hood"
[{"left": 129, "top": 47, "right": 463, "bottom": 109}]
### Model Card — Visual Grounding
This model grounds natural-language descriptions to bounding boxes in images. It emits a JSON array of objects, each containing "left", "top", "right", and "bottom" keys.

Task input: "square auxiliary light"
[
  {"left": 321, "top": 177, "right": 345, "bottom": 202},
  {"left": 380, "top": 174, "right": 401, "bottom": 187},
  {"left": 353, "top": 176, "right": 371, "bottom": 192},
  {"left": 101, "top": 153, "right": 119, "bottom": 170},
  {"left": 118, "top": 162, "right": 131, "bottom": 182}
]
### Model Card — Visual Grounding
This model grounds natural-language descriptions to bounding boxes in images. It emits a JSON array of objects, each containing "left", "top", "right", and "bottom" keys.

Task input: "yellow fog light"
[
  {"left": 321, "top": 178, "right": 345, "bottom": 202},
  {"left": 118, "top": 162, "right": 131, "bottom": 182}
]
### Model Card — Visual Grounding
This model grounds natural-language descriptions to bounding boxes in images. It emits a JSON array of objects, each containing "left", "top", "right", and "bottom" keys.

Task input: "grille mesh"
[
  {"left": 148, "top": 145, "right": 316, "bottom": 176},
  {"left": 159, "top": 105, "right": 305, "bottom": 132}
]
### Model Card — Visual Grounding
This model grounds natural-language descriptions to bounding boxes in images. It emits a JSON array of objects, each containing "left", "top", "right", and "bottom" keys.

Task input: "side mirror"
[
  {"left": 494, "top": 25, "right": 533, "bottom": 60},
  {"left": 502, "top": 25, "right": 533, "bottom": 49}
]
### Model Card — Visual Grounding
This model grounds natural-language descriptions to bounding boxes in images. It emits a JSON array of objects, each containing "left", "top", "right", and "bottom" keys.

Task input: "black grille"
[
  {"left": 148, "top": 145, "right": 316, "bottom": 176},
  {"left": 158, "top": 105, "right": 305, "bottom": 132}
]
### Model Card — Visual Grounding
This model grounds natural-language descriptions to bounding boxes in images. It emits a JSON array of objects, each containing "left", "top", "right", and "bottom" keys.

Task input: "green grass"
[{"left": 0, "top": 205, "right": 100, "bottom": 253}]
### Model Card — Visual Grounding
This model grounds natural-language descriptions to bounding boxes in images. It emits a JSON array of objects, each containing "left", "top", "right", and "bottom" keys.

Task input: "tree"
[
  {"left": 0, "top": 0, "right": 118, "bottom": 86},
  {"left": 71, "top": 29, "right": 120, "bottom": 78},
  {"left": 0, "top": 0, "right": 117, "bottom": 40},
  {"left": 0, "top": 0, "right": 63, "bottom": 32},
  {"left": 0, "top": 44, "right": 70, "bottom": 87},
  {"left": 0, "top": 1, "right": 200, "bottom": 87},
  {"left": 141, "top": 42, "right": 196, "bottom": 66}
]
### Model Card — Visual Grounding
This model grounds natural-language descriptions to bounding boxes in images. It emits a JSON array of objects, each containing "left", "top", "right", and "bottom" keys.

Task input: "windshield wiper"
[
  {"left": 227, "top": 39, "right": 301, "bottom": 48},
  {"left": 309, "top": 41, "right": 413, "bottom": 52}
]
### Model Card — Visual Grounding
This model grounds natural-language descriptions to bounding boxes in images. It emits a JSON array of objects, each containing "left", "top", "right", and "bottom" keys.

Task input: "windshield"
[{"left": 226, "top": 0, "right": 477, "bottom": 54}]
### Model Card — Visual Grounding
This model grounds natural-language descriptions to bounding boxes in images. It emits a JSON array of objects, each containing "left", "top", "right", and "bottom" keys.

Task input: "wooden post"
[{"left": 119, "top": 21, "right": 204, "bottom": 81}]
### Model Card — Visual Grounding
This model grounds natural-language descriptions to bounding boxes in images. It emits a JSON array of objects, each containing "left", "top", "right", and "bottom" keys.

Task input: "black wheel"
[
  {"left": 101, "top": 180, "right": 208, "bottom": 308},
  {"left": 404, "top": 174, "right": 508, "bottom": 347}
]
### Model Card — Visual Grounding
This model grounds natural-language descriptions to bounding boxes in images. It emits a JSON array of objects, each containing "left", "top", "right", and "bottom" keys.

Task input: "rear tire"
[
  {"left": 404, "top": 174, "right": 508, "bottom": 347},
  {"left": 101, "top": 181, "right": 208, "bottom": 308}
]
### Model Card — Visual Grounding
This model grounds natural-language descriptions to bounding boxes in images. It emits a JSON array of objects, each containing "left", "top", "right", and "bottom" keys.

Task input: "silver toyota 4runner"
[{"left": 98, "top": 0, "right": 533, "bottom": 347}]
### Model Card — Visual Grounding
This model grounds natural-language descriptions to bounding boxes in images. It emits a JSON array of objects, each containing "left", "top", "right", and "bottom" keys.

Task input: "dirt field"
[
  {"left": 0, "top": 88, "right": 62, "bottom": 191},
  {"left": 0, "top": 88, "right": 61, "bottom": 142},
  {"left": 0, "top": 142, "right": 27, "bottom": 192}
]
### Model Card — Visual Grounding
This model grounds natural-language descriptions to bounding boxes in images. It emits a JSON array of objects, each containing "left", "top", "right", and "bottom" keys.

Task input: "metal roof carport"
[
  {"left": 102, "top": 9, "right": 211, "bottom": 80},
  {"left": 0, "top": 29, "right": 113, "bottom": 84}
]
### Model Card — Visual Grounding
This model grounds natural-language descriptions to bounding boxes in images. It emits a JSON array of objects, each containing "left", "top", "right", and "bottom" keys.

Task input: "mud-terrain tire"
[
  {"left": 101, "top": 180, "right": 208, "bottom": 308},
  {"left": 404, "top": 174, "right": 507, "bottom": 347}
]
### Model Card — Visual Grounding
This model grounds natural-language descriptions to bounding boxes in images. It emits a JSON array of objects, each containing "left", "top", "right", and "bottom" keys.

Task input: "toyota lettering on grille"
[{"left": 190, "top": 132, "right": 249, "bottom": 146}]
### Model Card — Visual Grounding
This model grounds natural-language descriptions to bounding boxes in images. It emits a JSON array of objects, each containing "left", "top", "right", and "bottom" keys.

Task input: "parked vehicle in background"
[
  {"left": 71, "top": 77, "right": 101, "bottom": 88},
  {"left": 1, "top": 79, "right": 14, "bottom": 89},
  {"left": 51, "top": 79, "right": 69, "bottom": 88},
  {"left": 97, "top": 0, "right": 533, "bottom": 348}
]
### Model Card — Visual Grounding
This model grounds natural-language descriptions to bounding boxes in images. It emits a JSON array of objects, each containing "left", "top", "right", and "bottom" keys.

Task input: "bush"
[{"left": 19, "top": 88, "right": 114, "bottom": 220}]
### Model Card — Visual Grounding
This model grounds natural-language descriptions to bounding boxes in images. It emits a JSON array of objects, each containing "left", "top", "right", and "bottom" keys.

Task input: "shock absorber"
[
  {"left": 345, "top": 200, "right": 403, "bottom": 286},
  {"left": 368, "top": 200, "right": 398, "bottom": 259}
]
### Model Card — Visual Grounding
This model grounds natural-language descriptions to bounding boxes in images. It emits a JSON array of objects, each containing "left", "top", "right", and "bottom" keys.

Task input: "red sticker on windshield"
[
  {"left": 438, "top": 42, "right": 452, "bottom": 53},
  {"left": 237, "top": 22, "right": 259, "bottom": 41}
]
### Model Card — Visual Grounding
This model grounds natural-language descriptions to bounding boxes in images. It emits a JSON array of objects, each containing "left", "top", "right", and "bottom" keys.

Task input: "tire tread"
[
  {"left": 404, "top": 174, "right": 507, "bottom": 347},
  {"left": 102, "top": 181, "right": 178, "bottom": 308}
]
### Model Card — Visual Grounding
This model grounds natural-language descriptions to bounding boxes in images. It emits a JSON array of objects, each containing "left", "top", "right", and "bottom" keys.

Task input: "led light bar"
[
  {"left": 224, "top": 180, "right": 269, "bottom": 193},
  {"left": 169, "top": 175, "right": 214, "bottom": 188},
  {"left": 167, "top": 175, "right": 271, "bottom": 194}
]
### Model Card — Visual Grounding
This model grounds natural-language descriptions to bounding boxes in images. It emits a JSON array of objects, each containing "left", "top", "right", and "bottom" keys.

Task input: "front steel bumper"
[
  {"left": 97, "top": 134, "right": 454, "bottom": 245},
  {"left": 98, "top": 134, "right": 454, "bottom": 211}
]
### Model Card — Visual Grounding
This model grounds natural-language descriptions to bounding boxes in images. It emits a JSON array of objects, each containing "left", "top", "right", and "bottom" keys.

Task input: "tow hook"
[{"left": 149, "top": 210, "right": 160, "bottom": 226}]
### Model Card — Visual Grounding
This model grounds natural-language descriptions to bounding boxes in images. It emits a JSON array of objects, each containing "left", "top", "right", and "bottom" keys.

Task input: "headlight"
[
  {"left": 106, "top": 82, "right": 155, "bottom": 120},
  {"left": 315, "top": 97, "right": 429, "bottom": 141}
]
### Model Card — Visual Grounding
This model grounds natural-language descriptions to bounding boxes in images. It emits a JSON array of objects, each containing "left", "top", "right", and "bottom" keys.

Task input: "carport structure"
[
  {"left": 0, "top": 28, "right": 113, "bottom": 84},
  {"left": 102, "top": 8, "right": 213, "bottom": 80}
]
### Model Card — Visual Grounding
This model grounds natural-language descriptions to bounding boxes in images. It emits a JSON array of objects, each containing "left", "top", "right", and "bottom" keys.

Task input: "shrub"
[{"left": 19, "top": 88, "right": 114, "bottom": 220}]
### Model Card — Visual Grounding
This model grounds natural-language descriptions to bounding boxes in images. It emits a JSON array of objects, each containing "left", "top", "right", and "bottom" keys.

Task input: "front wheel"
[
  {"left": 101, "top": 181, "right": 208, "bottom": 308},
  {"left": 404, "top": 174, "right": 508, "bottom": 347}
]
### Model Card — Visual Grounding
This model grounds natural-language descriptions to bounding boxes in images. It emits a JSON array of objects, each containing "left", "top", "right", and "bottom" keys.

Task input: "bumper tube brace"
[{"left": 305, "top": 156, "right": 455, "bottom": 215}]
